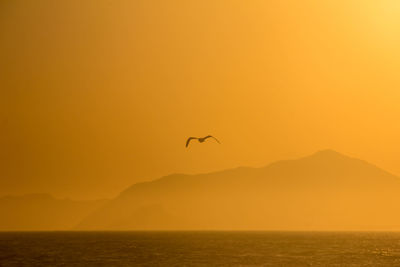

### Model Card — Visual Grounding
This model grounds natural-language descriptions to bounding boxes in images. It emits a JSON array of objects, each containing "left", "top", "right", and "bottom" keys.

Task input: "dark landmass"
[{"left": 76, "top": 150, "right": 400, "bottom": 230}]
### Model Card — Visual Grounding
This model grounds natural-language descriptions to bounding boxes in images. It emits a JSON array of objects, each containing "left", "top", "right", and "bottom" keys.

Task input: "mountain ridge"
[{"left": 76, "top": 150, "right": 400, "bottom": 231}]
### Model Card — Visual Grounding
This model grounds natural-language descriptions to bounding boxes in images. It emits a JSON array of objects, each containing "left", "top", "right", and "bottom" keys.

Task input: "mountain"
[
  {"left": 76, "top": 150, "right": 400, "bottom": 231},
  {"left": 0, "top": 194, "right": 107, "bottom": 230}
]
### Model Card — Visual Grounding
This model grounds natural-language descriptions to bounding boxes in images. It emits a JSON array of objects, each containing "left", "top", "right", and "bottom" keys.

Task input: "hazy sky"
[{"left": 2, "top": 0, "right": 400, "bottom": 199}]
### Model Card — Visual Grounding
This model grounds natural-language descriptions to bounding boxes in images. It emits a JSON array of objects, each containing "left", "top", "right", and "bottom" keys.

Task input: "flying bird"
[{"left": 186, "top": 135, "right": 221, "bottom": 148}]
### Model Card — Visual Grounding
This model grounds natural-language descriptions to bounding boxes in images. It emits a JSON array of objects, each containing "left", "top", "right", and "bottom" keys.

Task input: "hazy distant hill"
[
  {"left": 0, "top": 194, "right": 106, "bottom": 230},
  {"left": 77, "top": 150, "right": 400, "bottom": 230}
]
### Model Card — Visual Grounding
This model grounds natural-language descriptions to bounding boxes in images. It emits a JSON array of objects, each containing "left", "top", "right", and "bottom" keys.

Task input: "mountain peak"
[
  {"left": 306, "top": 149, "right": 351, "bottom": 161},
  {"left": 76, "top": 149, "right": 400, "bottom": 231},
  {"left": 312, "top": 149, "right": 344, "bottom": 156}
]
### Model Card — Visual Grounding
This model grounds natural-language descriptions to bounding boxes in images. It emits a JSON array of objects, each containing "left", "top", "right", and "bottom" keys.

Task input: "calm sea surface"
[{"left": 1, "top": 232, "right": 400, "bottom": 266}]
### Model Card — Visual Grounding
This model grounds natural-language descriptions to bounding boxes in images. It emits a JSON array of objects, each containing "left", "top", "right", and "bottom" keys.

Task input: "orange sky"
[{"left": 1, "top": 0, "right": 400, "bottom": 199}]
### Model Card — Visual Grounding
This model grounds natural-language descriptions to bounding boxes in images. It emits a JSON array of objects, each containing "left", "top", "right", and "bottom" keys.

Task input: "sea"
[{"left": 1, "top": 231, "right": 400, "bottom": 266}]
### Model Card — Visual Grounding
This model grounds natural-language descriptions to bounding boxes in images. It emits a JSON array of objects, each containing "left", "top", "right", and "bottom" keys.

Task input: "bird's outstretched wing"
[
  {"left": 186, "top": 137, "right": 198, "bottom": 147},
  {"left": 204, "top": 135, "right": 221, "bottom": 144}
]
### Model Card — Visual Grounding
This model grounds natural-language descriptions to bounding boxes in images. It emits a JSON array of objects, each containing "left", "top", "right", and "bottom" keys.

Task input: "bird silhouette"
[{"left": 186, "top": 135, "right": 221, "bottom": 148}]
